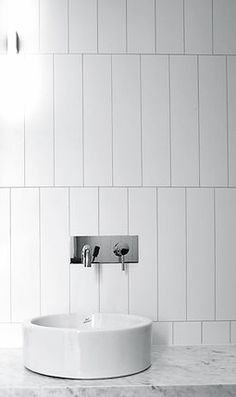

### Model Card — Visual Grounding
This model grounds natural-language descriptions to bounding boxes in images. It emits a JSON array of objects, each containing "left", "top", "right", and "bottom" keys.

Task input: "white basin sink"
[{"left": 23, "top": 312, "right": 152, "bottom": 379}]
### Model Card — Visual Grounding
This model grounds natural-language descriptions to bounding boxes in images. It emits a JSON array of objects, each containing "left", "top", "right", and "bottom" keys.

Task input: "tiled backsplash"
[{"left": 0, "top": 0, "right": 236, "bottom": 347}]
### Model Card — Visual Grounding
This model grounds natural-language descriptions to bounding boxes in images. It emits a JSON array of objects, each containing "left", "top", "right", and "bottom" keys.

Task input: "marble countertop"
[{"left": 1, "top": 345, "right": 236, "bottom": 396}]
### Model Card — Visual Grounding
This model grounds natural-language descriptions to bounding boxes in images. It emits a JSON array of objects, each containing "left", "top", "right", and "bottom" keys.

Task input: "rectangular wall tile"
[
  {"left": 40, "top": 188, "right": 69, "bottom": 315},
  {"left": 113, "top": 56, "right": 141, "bottom": 186},
  {"left": 84, "top": 55, "right": 112, "bottom": 186},
  {"left": 70, "top": 188, "right": 99, "bottom": 315},
  {"left": 0, "top": 324, "right": 22, "bottom": 348},
  {"left": 152, "top": 322, "right": 172, "bottom": 345},
  {"left": 11, "top": 188, "right": 40, "bottom": 321},
  {"left": 185, "top": 0, "right": 212, "bottom": 54},
  {"left": 54, "top": 55, "right": 83, "bottom": 186},
  {"left": 0, "top": 56, "right": 24, "bottom": 187},
  {"left": 187, "top": 189, "right": 215, "bottom": 320},
  {"left": 0, "top": 189, "right": 10, "bottom": 321},
  {"left": 99, "top": 188, "right": 128, "bottom": 313},
  {"left": 40, "top": 0, "right": 68, "bottom": 53},
  {"left": 199, "top": 56, "right": 227, "bottom": 186},
  {"left": 69, "top": 0, "right": 97, "bottom": 53},
  {"left": 214, "top": 0, "right": 236, "bottom": 54},
  {"left": 127, "top": 0, "right": 155, "bottom": 53},
  {"left": 0, "top": 0, "right": 7, "bottom": 54},
  {"left": 156, "top": 0, "right": 184, "bottom": 53},
  {"left": 25, "top": 55, "right": 53, "bottom": 186},
  {"left": 98, "top": 0, "right": 126, "bottom": 53},
  {"left": 174, "top": 322, "right": 201, "bottom": 345},
  {"left": 141, "top": 55, "right": 170, "bottom": 186},
  {"left": 228, "top": 56, "right": 236, "bottom": 186},
  {"left": 129, "top": 188, "right": 157, "bottom": 320},
  {"left": 203, "top": 321, "right": 230, "bottom": 344},
  {"left": 158, "top": 188, "right": 186, "bottom": 321},
  {"left": 170, "top": 56, "right": 199, "bottom": 186},
  {"left": 216, "top": 189, "right": 236, "bottom": 320}
]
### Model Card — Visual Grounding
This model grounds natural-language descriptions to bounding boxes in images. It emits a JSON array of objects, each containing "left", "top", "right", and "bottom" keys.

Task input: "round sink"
[{"left": 23, "top": 312, "right": 152, "bottom": 379}]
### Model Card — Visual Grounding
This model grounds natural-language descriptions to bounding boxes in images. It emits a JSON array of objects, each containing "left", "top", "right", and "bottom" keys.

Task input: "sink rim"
[{"left": 24, "top": 312, "right": 152, "bottom": 334}]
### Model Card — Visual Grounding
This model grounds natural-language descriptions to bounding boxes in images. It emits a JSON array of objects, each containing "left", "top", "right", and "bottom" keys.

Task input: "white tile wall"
[
  {"left": 112, "top": 55, "right": 141, "bottom": 186},
  {"left": 0, "top": 0, "right": 236, "bottom": 347},
  {"left": 83, "top": 55, "right": 112, "bottom": 186},
  {"left": 25, "top": 55, "right": 54, "bottom": 186},
  {"left": 174, "top": 322, "right": 201, "bottom": 345},
  {"left": 156, "top": 0, "right": 184, "bottom": 54},
  {"left": 199, "top": 56, "right": 228, "bottom": 186},
  {"left": 54, "top": 55, "right": 83, "bottom": 186},
  {"left": 69, "top": 0, "right": 97, "bottom": 53},
  {"left": 158, "top": 188, "right": 186, "bottom": 321},
  {"left": 98, "top": 0, "right": 126, "bottom": 53},
  {"left": 170, "top": 55, "right": 199, "bottom": 186},
  {"left": 185, "top": 0, "right": 212, "bottom": 54},
  {"left": 203, "top": 321, "right": 230, "bottom": 344},
  {"left": 216, "top": 189, "right": 236, "bottom": 320},
  {"left": 186, "top": 189, "right": 215, "bottom": 320},
  {"left": 0, "top": 189, "right": 10, "bottom": 321},
  {"left": 141, "top": 55, "right": 170, "bottom": 186},
  {"left": 127, "top": 0, "right": 155, "bottom": 53},
  {"left": 40, "top": 0, "right": 68, "bottom": 53},
  {"left": 11, "top": 188, "right": 40, "bottom": 322},
  {"left": 213, "top": 0, "right": 236, "bottom": 54}
]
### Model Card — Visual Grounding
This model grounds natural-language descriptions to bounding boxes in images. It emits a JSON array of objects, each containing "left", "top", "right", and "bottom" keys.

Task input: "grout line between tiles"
[
  {"left": 38, "top": 188, "right": 41, "bottom": 316},
  {"left": 212, "top": 0, "right": 214, "bottom": 54},
  {"left": 96, "top": 0, "right": 99, "bottom": 53},
  {"left": 125, "top": 0, "right": 128, "bottom": 53},
  {"left": 139, "top": 55, "right": 143, "bottom": 187},
  {"left": 168, "top": 55, "right": 172, "bottom": 186},
  {"left": 185, "top": 188, "right": 188, "bottom": 321},
  {"left": 225, "top": 56, "right": 230, "bottom": 187},
  {"left": 67, "top": 0, "right": 70, "bottom": 53},
  {"left": 9, "top": 52, "right": 236, "bottom": 56},
  {"left": 52, "top": 55, "right": 55, "bottom": 187},
  {"left": 23, "top": 76, "right": 26, "bottom": 188},
  {"left": 111, "top": 55, "right": 114, "bottom": 186},
  {"left": 97, "top": 187, "right": 101, "bottom": 312},
  {"left": 9, "top": 189, "right": 12, "bottom": 323},
  {"left": 183, "top": 0, "right": 185, "bottom": 54},
  {"left": 81, "top": 55, "right": 85, "bottom": 187},
  {"left": 0, "top": 185, "right": 235, "bottom": 189},
  {"left": 213, "top": 188, "right": 217, "bottom": 321},
  {"left": 127, "top": 188, "right": 130, "bottom": 314},
  {"left": 154, "top": 0, "right": 157, "bottom": 54},
  {"left": 156, "top": 188, "right": 159, "bottom": 321},
  {"left": 197, "top": 55, "right": 201, "bottom": 186},
  {"left": 38, "top": 0, "right": 40, "bottom": 52},
  {"left": 68, "top": 188, "right": 71, "bottom": 313}
]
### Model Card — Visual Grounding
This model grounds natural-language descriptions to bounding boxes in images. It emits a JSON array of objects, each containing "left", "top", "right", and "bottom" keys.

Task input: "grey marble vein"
[{"left": 1, "top": 346, "right": 236, "bottom": 396}]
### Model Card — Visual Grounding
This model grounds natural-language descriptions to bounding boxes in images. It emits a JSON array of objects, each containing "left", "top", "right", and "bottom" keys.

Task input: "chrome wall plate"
[{"left": 70, "top": 235, "right": 138, "bottom": 264}]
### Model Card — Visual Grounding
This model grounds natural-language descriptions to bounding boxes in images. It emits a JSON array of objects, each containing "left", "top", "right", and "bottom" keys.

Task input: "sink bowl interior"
[{"left": 31, "top": 312, "right": 150, "bottom": 331}]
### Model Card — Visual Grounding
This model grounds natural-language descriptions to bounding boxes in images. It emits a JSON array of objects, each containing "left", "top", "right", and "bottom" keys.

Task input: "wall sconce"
[{"left": 7, "top": 31, "right": 19, "bottom": 54}]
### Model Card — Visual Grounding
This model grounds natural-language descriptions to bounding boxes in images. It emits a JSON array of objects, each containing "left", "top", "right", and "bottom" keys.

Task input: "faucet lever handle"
[{"left": 113, "top": 242, "right": 129, "bottom": 271}]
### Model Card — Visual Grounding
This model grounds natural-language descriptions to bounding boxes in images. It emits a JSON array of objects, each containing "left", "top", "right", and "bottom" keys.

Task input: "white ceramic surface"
[{"left": 23, "top": 312, "right": 152, "bottom": 379}]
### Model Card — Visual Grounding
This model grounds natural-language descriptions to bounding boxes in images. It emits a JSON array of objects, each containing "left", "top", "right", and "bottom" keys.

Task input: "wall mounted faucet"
[
  {"left": 71, "top": 236, "right": 138, "bottom": 272},
  {"left": 81, "top": 244, "right": 92, "bottom": 267}
]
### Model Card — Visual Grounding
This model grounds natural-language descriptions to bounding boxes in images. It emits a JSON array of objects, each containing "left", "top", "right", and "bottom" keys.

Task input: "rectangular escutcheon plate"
[{"left": 70, "top": 235, "right": 138, "bottom": 264}]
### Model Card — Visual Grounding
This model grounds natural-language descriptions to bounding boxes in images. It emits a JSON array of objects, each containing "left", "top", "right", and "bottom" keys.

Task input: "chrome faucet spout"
[{"left": 81, "top": 244, "right": 92, "bottom": 267}]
